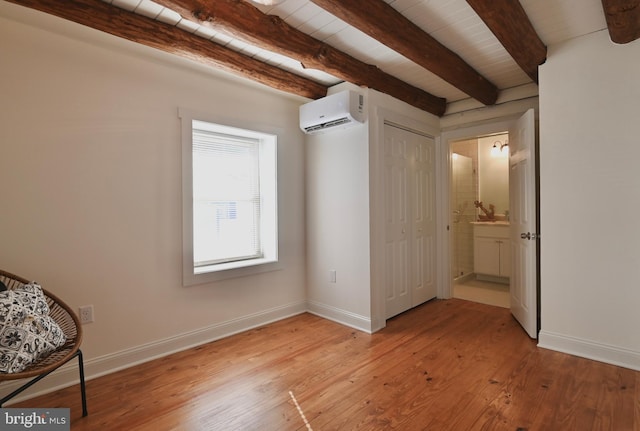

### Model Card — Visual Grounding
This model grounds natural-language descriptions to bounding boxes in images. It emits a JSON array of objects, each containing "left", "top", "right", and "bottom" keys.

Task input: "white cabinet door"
[
  {"left": 474, "top": 237, "right": 501, "bottom": 276},
  {"left": 473, "top": 225, "right": 510, "bottom": 278}
]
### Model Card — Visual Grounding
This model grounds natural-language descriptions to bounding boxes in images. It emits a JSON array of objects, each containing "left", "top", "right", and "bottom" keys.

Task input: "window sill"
[{"left": 184, "top": 258, "right": 281, "bottom": 286}]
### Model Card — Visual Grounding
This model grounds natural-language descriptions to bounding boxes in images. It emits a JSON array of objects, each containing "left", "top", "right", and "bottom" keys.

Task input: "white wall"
[
  {"left": 305, "top": 82, "right": 373, "bottom": 331},
  {"left": 538, "top": 29, "right": 640, "bottom": 370},
  {"left": 0, "top": 2, "right": 307, "bottom": 394},
  {"left": 305, "top": 115, "right": 372, "bottom": 330}
]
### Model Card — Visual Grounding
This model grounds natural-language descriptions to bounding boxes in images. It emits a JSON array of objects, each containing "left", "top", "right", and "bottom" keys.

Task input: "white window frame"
[{"left": 179, "top": 108, "right": 280, "bottom": 286}]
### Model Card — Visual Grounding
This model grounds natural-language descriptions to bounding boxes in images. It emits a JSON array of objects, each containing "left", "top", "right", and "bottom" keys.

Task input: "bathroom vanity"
[{"left": 472, "top": 222, "right": 510, "bottom": 283}]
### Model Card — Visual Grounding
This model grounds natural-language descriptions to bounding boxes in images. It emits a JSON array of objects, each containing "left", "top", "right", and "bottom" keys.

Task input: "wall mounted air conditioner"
[{"left": 299, "top": 90, "right": 365, "bottom": 134}]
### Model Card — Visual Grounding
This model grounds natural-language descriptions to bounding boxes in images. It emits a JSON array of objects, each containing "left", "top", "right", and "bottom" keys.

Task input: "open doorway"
[
  {"left": 441, "top": 109, "right": 537, "bottom": 338},
  {"left": 450, "top": 133, "right": 510, "bottom": 308}
]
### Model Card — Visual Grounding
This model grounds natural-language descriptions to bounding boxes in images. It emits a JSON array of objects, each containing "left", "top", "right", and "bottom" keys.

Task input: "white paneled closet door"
[
  {"left": 412, "top": 133, "right": 437, "bottom": 306},
  {"left": 384, "top": 123, "right": 437, "bottom": 319}
]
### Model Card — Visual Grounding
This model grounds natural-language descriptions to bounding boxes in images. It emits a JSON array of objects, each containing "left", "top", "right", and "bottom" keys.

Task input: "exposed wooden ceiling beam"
[
  {"left": 7, "top": 0, "right": 328, "bottom": 100},
  {"left": 153, "top": 0, "right": 446, "bottom": 116},
  {"left": 466, "top": 0, "right": 547, "bottom": 83},
  {"left": 309, "top": 0, "right": 498, "bottom": 106},
  {"left": 601, "top": 0, "right": 640, "bottom": 44}
]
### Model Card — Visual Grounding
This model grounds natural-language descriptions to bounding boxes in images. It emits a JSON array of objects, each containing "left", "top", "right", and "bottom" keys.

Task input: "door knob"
[{"left": 520, "top": 232, "right": 531, "bottom": 240}]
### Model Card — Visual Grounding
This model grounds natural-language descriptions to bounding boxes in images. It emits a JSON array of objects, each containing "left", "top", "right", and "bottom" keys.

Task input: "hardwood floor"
[{"left": 13, "top": 299, "right": 640, "bottom": 430}]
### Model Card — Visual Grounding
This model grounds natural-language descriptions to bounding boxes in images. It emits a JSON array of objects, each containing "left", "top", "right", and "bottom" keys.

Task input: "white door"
[
  {"left": 412, "top": 131, "right": 437, "bottom": 306},
  {"left": 384, "top": 124, "right": 436, "bottom": 319},
  {"left": 384, "top": 125, "right": 411, "bottom": 318},
  {"left": 509, "top": 109, "right": 538, "bottom": 338}
]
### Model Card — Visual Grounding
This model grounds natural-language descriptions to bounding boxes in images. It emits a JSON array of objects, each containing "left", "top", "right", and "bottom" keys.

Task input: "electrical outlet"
[
  {"left": 79, "top": 305, "right": 94, "bottom": 324},
  {"left": 329, "top": 270, "right": 336, "bottom": 283}
]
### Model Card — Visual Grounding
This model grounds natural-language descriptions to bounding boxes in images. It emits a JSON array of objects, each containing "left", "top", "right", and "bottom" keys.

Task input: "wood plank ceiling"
[{"left": 6, "top": 0, "right": 637, "bottom": 116}]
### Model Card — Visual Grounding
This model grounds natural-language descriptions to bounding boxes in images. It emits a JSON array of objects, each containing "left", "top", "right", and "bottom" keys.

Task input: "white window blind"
[
  {"left": 192, "top": 128, "right": 262, "bottom": 267},
  {"left": 180, "top": 111, "right": 278, "bottom": 285}
]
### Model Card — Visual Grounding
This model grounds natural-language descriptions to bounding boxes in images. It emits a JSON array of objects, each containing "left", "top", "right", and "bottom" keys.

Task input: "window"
[{"left": 180, "top": 109, "right": 278, "bottom": 285}]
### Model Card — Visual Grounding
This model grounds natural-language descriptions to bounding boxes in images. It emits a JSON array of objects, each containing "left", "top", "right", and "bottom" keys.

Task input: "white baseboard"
[
  {"left": 538, "top": 330, "right": 640, "bottom": 371},
  {"left": 306, "top": 300, "right": 372, "bottom": 334},
  {"left": 1, "top": 300, "right": 307, "bottom": 404}
]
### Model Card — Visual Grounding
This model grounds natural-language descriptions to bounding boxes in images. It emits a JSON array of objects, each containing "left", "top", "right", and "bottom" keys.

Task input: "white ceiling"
[{"left": 103, "top": 0, "right": 608, "bottom": 105}]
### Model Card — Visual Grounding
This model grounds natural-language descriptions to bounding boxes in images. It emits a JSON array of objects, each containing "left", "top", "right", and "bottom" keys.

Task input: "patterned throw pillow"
[{"left": 0, "top": 282, "right": 67, "bottom": 373}]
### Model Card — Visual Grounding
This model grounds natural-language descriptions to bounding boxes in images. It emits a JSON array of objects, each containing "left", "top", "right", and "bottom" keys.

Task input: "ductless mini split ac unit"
[{"left": 299, "top": 90, "right": 365, "bottom": 134}]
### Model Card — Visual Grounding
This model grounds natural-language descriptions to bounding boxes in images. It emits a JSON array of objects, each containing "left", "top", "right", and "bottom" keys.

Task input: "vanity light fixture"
[{"left": 491, "top": 140, "right": 509, "bottom": 157}]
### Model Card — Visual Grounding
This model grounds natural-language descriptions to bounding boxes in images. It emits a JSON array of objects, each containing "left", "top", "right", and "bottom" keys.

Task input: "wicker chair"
[{"left": 0, "top": 269, "right": 87, "bottom": 416}]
